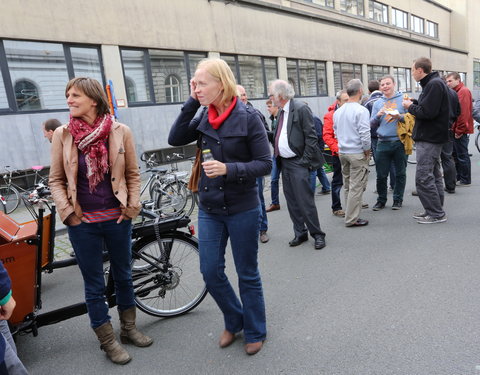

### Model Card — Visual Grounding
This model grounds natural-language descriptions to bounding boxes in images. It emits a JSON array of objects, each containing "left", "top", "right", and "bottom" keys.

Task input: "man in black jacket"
[
  {"left": 269, "top": 79, "right": 326, "bottom": 250},
  {"left": 403, "top": 57, "right": 450, "bottom": 224}
]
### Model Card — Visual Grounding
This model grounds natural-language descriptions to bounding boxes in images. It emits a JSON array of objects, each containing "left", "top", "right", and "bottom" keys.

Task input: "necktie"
[{"left": 274, "top": 109, "right": 284, "bottom": 157}]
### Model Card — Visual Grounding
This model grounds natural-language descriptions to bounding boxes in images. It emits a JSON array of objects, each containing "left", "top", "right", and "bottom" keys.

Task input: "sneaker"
[
  {"left": 317, "top": 190, "right": 331, "bottom": 195},
  {"left": 361, "top": 202, "right": 369, "bottom": 209},
  {"left": 416, "top": 215, "right": 447, "bottom": 224},
  {"left": 412, "top": 211, "right": 428, "bottom": 219},
  {"left": 411, "top": 190, "right": 418, "bottom": 196},
  {"left": 372, "top": 202, "right": 385, "bottom": 211},
  {"left": 392, "top": 201, "right": 402, "bottom": 210},
  {"left": 259, "top": 231, "right": 269, "bottom": 243},
  {"left": 332, "top": 209, "right": 345, "bottom": 217},
  {"left": 456, "top": 181, "right": 471, "bottom": 187}
]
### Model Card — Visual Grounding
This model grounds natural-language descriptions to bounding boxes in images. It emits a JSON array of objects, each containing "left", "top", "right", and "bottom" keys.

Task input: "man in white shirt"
[
  {"left": 334, "top": 79, "right": 371, "bottom": 227},
  {"left": 268, "top": 80, "right": 326, "bottom": 250}
]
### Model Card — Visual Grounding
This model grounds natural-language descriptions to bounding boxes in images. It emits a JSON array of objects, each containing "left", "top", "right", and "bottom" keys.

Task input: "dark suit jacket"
[{"left": 274, "top": 98, "right": 325, "bottom": 170}]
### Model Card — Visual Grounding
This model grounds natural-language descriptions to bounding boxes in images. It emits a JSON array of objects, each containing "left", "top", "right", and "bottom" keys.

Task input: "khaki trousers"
[{"left": 339, "top": 153, "right": 369, "bottom": 226}]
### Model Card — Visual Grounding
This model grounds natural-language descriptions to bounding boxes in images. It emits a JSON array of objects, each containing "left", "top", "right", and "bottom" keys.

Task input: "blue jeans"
[
  {"left": 257, "top": 177, "right": 268, "bottom": 232},
  {"left": 270, "top": 156, "right": 280, "bottom": 205},
  {"left": 453, "top": 134, "right": 471, "bottom": 184},
  {"left": 309, "top": 167, "right": 331, "bottom": 192},
  {"left": 198, "top": 207, "right": 266, "bottom": 343},
  {"left": 372, "top": 138, "right": 396, "bottom": 189},
  {"left": 68, "top": 219, "right": 135, "bottom": 328},
  {"left": 375, "top": 140, "right": 407, "bottom": 203}
]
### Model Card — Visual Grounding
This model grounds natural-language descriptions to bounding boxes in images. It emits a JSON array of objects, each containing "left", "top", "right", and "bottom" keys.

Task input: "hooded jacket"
[
  {"left": 370, "top": 91, "right": 407, "bottom": 141},
  {"left": 451, "top": 82, "right": 473, "bottom": 135}
]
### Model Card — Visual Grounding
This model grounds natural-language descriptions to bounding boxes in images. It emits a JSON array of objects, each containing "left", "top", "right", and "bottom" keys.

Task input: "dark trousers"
[
  {"left": 331, "top": 155, "right": 343, "bottom": 211},
  {"left": 441, "top": 131, "right": 456, "bottom": 191},
  {"left": 372, "top": 137, "right": 396, "bottom": 189},
  {"left": 453, "top": 134, "right": 471, "bottom": 184},
  {"left": 375, "top": 140, "right": 407, "bottom": 204},
  {"left": 281, "top": 157, "right": 325, "bottom": 238}
]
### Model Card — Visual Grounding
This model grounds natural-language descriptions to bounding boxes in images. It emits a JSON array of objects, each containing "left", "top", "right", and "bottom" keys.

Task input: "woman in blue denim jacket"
[{"left": 169, "top": 58, "right": 271, "bottom": 355}]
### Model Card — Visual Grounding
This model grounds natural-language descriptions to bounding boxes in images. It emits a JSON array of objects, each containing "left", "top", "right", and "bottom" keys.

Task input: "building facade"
[{"left": 0, "top": 0, "right": 479, "bottom": 170}]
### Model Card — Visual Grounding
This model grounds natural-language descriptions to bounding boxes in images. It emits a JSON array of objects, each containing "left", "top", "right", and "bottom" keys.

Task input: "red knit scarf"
[
  {"left": 68, "top": 114, "right": 113, "bottom": 192},
  {"left": 208, "top": 96, "right": 237, "bottom": 129}
]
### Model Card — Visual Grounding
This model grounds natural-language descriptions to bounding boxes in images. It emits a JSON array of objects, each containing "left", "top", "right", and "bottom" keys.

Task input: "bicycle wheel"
[
  {"left": 155, "top": 181, "right": 189, "bottom": 215},
  {"left": 0, "top": 186, "right": 20, "bottom": 214},
  {"left": 131, "top": 233, "right": 207, "bottom": 317}
]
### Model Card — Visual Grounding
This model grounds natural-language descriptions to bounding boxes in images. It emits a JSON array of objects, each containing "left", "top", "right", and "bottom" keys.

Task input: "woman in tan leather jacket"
[{"left": 49, "top": 77, "right": 151, "bottom": 365}]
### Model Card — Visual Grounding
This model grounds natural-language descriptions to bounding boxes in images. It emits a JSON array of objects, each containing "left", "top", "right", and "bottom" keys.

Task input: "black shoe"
[
  {"left": 444, "top": 188, "right": 455, "bottom": 194},
  {"left": 392, "top": 201, "right": 402, "bottom": 210},
  {"left": 313, "top": 235, "right": 326, "bottom": 250},
  {"left": 347, "top": 219, "right": 369, "bottom": 227},
  {"left": 372, "top": 202, "right": 385, "bottom": 211},
  {"left": 289, "top": 233, "right": 308, "bottom": 247}
]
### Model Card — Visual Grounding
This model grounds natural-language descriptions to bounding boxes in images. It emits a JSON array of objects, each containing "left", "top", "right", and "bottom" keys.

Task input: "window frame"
[
  {"left": 426, "top": 20, "right": 438, "bottom": 38},
  {"left": 287, "top": 58, "right": 328, "bottom": 97},
  {"left": 121, "top": 47, "right": 207, "bottom": 106},
  {"left": 369, "top": 0, "right": 388, "bottom": 24},
  {"left": 411, "top": 14, "right": 425, "bottom": 34},
  {"left": 340, "top": 0, "right": 365, "bottom": 17},
  {"left": 333, "top": 62, "right": 362, "bottom": 92},
  {"left": 0, "top": 39, "right": 105, "bottom": 114},
  {"left": 392, "top": 8, "right": 408, "bottom": 29}
]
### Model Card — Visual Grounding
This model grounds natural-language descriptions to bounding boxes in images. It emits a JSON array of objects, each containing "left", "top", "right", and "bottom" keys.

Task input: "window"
[
  {"left": 471, "top": 61, "right": 479, "bottom": 89},
  {"left": 303, "top": 0, "right": 334, "bottom": 7},
  {"left": 187, "top": 53, "right": 207, "bottom": 80},
  {"left": 220, "top": 54, "right": 278, "bottom": 99},
  {"left": 369, "top": 1, "right": 388, "bottom": 23},
  {"left": 393, "top": 67, "right": 411, "bottom": 92},
  {"left": 4, "top": 40, "right": 70, "bottom": 111},
  {"left": 426, "top": 21, "right": 438, "bottom": 38},
  {"left": 238, "top": 55, "right": 264, "bottom": 99},
  {"left": 287, "top": 59, "right": 327, "bottom": 97},
  {"left": 367, "top": 65, "right": 389, "bottom": 82},
  {"left": 121, "top": 49, "right": 152, "bottom": 103},
  {"left": 149, "top": 49, "right": 187, "bottom": 104},
  {"left": 411, "top": 15, "right": 424, "bottom": 33},
  {"left": 14, "top": 80, "right": 41, "bottom": 110},
  {"left": 0, "top": 72, "right": 8, "bottom": 109},
  {"left": 125, "top": 77, "right": 137, "bottom": 103},
  {"left": 340, "top": 0, "right": 364, "bottom": 16},
  {"left": 392, "top": 8, "right": 408, "bottom": 29},
  {"left": 165, "top": 75, "right": 181, "bottom": 103},
  {"left": 70, "top": 47, "right": 103, "bottom": 83},
  {"left": 333, "top": 63, "right": 362, "bottom": 92}
]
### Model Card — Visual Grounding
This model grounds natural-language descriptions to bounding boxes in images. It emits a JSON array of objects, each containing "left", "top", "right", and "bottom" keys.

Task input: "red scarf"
[
  {"left": 68, "top": 114, "right": 113, "bottom": 192},
  {"left": 208, "top": 96, "right": 237, "bottom": 129}
]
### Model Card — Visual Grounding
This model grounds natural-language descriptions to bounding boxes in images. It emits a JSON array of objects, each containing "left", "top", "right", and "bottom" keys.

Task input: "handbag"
[{"left": 188, "top": 146, "right": 201, "bottom": 193}]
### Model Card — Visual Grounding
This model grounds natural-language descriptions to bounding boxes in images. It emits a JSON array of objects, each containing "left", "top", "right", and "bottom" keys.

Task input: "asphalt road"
[{"left": 14, "top": 144, "right": 480, "bottom": 375}]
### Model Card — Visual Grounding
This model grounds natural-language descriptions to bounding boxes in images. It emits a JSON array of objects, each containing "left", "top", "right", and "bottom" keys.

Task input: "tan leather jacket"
[{"left": 49, "top": 122, "right": 141, "bottom": 223}]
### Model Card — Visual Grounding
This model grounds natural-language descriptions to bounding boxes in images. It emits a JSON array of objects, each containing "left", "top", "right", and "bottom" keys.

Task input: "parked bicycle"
[
  {"left": 0, "top": 186, "right": 207, "bottom": 337},
  {"left": 140, "top": 152, "right": 195, "bottom": 217},
  {"left": 475, "top": 122, "right": 480, "bottom": 153},
  {"left": 0, "top": 165, "right": 48, "bottom": 214}
]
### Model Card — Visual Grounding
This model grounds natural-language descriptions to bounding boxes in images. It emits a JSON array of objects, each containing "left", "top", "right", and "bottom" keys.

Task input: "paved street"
[{"left": 12, "top": 144, "right": 480, "bottom": 375}]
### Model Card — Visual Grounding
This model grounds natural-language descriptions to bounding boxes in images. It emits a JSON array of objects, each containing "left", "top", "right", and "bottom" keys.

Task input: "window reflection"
[
  {"left": 71, "top": 47, "right": 103, "bottom": 83},
  {"left": 121, "top": 49, "right": 151, "bottom": 102},
  {"left": 0, "top": 71, "right": 8, "bottom": 108}
]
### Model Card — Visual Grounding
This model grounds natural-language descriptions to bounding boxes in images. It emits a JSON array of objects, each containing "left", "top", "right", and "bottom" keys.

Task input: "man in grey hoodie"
[{"left": 370, "top": 75, "right": 408, "bottom": 210}]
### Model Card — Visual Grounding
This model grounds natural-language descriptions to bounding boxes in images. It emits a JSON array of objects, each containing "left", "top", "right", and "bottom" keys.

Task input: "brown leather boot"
[
  {"left": 119, "top": 307, "right": 153, "bottom": 347},
  {"left": 94, "top": 322, "right": 131, "bottom": 365}
]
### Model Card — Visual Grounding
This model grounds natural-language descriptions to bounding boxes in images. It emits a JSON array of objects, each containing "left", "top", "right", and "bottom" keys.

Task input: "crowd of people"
[{"left": 4, "top": 55, "right": 477, "bottom": 371}]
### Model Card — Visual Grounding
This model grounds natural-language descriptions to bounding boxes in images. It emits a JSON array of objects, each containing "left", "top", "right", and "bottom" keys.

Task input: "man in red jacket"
[
  {"left": 446, "top": 72, "right": 473, "bottom": 186},
  {"left": 323, "top": 90, "right": 349, "bottom": 217}
]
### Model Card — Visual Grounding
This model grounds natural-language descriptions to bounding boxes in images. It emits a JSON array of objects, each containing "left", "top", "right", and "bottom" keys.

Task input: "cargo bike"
[{"left": 0, "top": 186, "right": 207, "bottom": 336}]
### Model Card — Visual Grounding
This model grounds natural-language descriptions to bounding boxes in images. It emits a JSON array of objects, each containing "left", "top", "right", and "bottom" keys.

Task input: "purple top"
[{"left": 77, "top": 149, "right": 120, "bottom": 212}]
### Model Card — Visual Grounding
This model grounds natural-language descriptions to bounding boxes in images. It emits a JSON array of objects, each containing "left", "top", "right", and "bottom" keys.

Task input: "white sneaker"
[{"left": 412, "top": 211, "right": 427, "bottom": 220}]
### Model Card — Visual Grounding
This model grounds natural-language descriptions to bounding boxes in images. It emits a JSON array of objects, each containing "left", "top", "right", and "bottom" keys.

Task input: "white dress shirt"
[{"left": 278, "top": 100, "right": 297, "bottom": 158}]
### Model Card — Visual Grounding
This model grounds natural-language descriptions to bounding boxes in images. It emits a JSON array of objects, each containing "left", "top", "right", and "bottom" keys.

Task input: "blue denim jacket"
[{"left": 169, "top": 97, "right": 272, "bottom": 215}]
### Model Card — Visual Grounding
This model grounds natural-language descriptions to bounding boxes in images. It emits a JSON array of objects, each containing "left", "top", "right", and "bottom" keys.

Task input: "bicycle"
[
  {"left": 0, "top": 165, "right": 48, "bottom": 214},
  {"left": 140, "top": 152, "right": 195, "bottom": 217},
  {"left": 475, "top": 122, "right": 480, "bottom": 153},
  {"left": 0, "top": 188, "right": 207, "bottom": 336}
]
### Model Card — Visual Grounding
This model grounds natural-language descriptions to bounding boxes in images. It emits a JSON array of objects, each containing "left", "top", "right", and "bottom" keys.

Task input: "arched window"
[
  {"left": 125, "top": 77, "right": 137, "bottom": 103},
  {"left": 14, "top": 80, "right": 41, "bottom": 110},
  {"left": 165, "top": 75, "right": 181, "bottom": 103}
]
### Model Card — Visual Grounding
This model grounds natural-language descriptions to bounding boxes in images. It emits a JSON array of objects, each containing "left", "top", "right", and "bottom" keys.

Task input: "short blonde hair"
[
  {"left": 196, "top": 58, "right": 237, "bottom": 107},
  {"left": 65, "top": 77, "right": 110, "bottom": 116}
]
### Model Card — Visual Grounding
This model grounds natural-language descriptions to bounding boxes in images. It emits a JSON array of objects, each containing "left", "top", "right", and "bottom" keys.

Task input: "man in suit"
[{"left": 268, "top": 80, "right": 326, "bottom": 250}]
